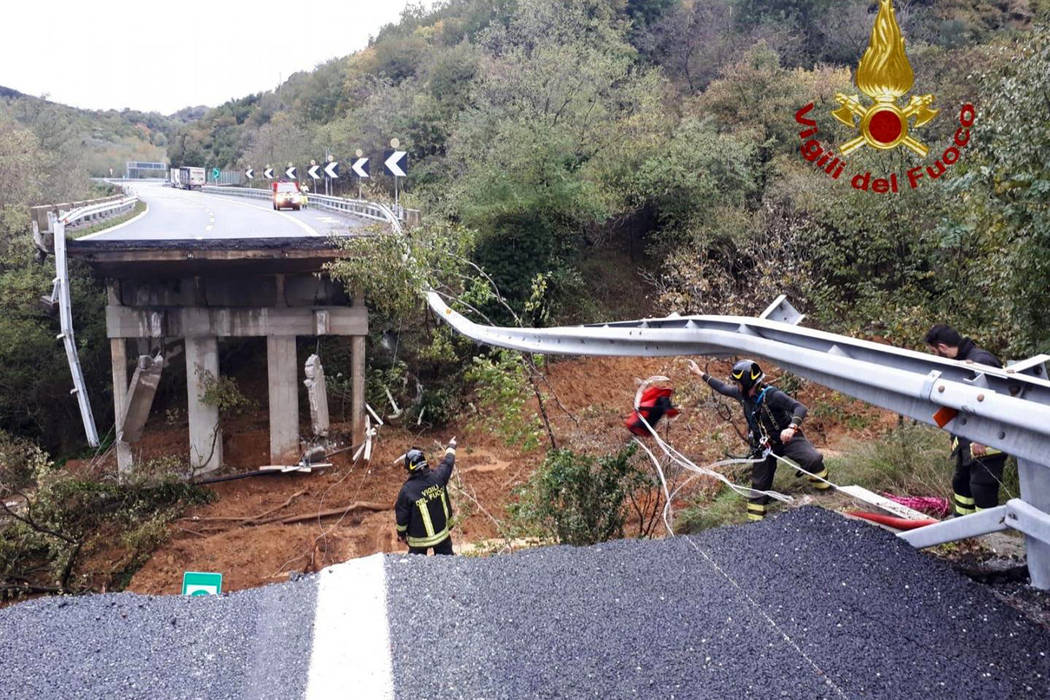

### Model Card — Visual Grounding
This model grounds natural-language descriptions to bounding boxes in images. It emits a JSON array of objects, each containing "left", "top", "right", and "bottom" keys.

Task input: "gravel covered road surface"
[{"left": 2, "top": 507, "right": 1047, "bottom": 698}]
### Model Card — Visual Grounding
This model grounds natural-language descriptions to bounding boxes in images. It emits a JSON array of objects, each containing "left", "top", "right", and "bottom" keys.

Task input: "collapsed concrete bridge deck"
[{"left": 69, "top": 235, "right": 366, "bottom": 475}]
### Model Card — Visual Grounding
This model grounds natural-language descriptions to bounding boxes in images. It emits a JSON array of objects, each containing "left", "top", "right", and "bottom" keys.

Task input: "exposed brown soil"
[{"left": 120, "top": 355, "right": 896, "bottom": 595}]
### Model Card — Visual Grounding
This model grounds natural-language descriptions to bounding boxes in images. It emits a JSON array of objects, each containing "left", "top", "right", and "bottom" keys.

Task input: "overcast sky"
[{"left": 4, "top": 0, "right": 427, "bottom": 114}]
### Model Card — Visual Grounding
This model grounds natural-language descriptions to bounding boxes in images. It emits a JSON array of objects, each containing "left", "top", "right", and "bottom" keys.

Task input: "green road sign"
[
  {"left": 211, "top": 167, "right": 221, "bottom": 181},
  {"left": 182, "top": 571, "right": 223, "bottom": 596}
]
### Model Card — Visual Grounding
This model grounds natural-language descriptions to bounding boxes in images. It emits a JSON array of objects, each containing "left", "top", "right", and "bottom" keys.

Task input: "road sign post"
[
  {"left": 384, "top": 140, "right": 407, "bottom": 214},
  {"left": 182, "top": 571, "right": 223, "bottom": 596},
  {"left": 352, "top": 149, "right": 369, "bottom": 200},
  {"left": 324, "top": 157, "right": 339, "bottom": 197}
]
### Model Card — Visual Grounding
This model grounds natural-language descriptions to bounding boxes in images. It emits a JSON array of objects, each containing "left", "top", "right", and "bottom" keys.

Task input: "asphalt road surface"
[
  {"left": 81, "top": 182, "right": 371, "bottom": 242},
  {"left": 1, "top": 508, "right": 1047, "bottom": 699}
]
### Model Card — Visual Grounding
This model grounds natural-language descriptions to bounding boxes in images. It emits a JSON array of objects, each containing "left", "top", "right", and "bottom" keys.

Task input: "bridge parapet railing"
[
  {"left": 31, "top": 193, "right": 139, "bottom": 254},
  {"left": 30, "top": 194, "right": 130, "bottom": 234}
]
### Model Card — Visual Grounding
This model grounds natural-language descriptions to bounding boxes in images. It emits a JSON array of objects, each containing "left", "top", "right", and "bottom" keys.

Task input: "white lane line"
[
  {"left": 198, "top": 191, "right": 324, "bottom": 237},
  {"left": 306, "top": 553, "right": 394, "bottom": 699},
  {"left": 76, "top": 202, "right": 150, "bottom": 240}
]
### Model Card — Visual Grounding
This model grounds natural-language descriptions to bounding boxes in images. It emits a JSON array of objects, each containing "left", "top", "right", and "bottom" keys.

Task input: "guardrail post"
[{"left": 1019, "top": 458, "right": 1050, "bottom": 588}]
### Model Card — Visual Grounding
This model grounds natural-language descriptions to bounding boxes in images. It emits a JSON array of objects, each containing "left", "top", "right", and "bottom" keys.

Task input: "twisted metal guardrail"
[
  {"left": 201, "top": 186, "right": 404, "bottom": 234},
  {"left": 428, "top": 292, "right": 1050, "bottom": 589},
  {"left": 44, "top": 195, "right": 139, "bottom": 447}
]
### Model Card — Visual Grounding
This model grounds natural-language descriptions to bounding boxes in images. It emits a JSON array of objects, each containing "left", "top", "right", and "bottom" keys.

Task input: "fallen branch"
[
  {"left": 260, "top": 501, "right": 388, "bottom": 526},
  {"left": 179, "top": 490, "right": 306, "bottom": 525}
]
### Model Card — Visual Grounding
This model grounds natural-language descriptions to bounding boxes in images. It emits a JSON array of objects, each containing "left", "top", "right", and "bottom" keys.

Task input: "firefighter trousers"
[
  {"left": 952, "top": 453, "right": 1007, "bottom": 514},
  {"left": 747, "top": 435, "right": 827, "bottom": 521},
  {"left": 408, "top": 536, "right": 454, "bottom": 555}
]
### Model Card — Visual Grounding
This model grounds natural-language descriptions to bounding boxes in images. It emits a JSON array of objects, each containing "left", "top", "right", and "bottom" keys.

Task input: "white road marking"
[
  {"left": 306, "top": 553, "right": 394, "bottom": 699},
  {"left": 76, "top": 202, "right": 150, "bottom": 240},
  {"left": 198, "top": 191, "right": 324, "bottom": 237}
]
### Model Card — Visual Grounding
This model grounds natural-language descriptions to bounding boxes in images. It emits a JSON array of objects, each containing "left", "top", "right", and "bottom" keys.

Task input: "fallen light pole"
[{"left": 428, "top": 292, "right": 1050, "bottom": 589}]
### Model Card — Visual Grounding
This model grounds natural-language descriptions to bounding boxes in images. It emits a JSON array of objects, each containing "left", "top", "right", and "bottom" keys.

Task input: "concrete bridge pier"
[
  {"left": 351, "top": 291, "right": 367, "bottom": 448},
  {"left": 109, "top": 338, "right": 134, "bottom": 476},
  {"left": 74, "top": 239, "right": 367, "bottom": 477},
  {"left": 268, "top": 335, "right": 300, "bottom": 465},
  {"left": 186, "top": 335, "right": 222, "bottom": 473}
]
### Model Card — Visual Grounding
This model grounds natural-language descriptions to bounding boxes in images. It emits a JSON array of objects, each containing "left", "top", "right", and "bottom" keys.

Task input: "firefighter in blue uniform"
[
  {"left": 925, "top": 324, "right": 1009, "bottom": 516},
  {"left": 690, "top": 358, "right": 829, "bottom": 520},
  {"left": 395, "top": 437, "right": 457, "bottom": 554}
]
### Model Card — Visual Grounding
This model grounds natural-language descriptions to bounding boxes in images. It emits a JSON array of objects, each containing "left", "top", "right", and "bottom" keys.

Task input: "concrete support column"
[
  {"left": 267, "top": 335, "right": 300, "bottom": 464},
  {"left": 351, "top": 335, "right": 366, "bottom": 447},
  {"left": 1018, "top": 458, "right": 1050, "bottom": 590},
  {"left": 351, "top": 289, "right": 367, "bottom": 448},
  {"left": 186, "top": 336, "right": 222, "bottom": 473},
  {"left": 109, "top": 338, "right": 133, "bottom": 476}
]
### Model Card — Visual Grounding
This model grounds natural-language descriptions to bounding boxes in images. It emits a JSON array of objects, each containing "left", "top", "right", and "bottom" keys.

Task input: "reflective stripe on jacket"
[{"left": 395, "top": 448, "right": 455, "bottom": 548}]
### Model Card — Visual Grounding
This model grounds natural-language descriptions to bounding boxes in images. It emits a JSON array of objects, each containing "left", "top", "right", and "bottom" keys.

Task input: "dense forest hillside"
[
  {"left": 169, "top": 0, "right": 1049, "bottom": 356},
  {"left": 2, "top": 0, "right": 1048, "bottom": 456},
  {"left": 164, "top": 0, "right": 1050, "bottom": 468},
  {"left": 0, "top": 90, "right": 183, "bottom": 180}
]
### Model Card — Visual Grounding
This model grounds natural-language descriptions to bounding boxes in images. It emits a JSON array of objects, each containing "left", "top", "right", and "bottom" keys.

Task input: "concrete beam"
[
  {"left": 109, "top": 339, "right": 133, "bottom": 476},
  {"left": 186, "top": 336, "right": 222, "bottom": 474},
  {"left": 268, "top": 336, "right": 300, "bottom": 465},
  {"left": 106, "top": 305, "right": 367, "bottom": 339},
  {"left": 119, "top": 354, "right": 164, "bottom": 444},
  {"left": 304, "top": 354, "right": 330, "bottom": 438}
]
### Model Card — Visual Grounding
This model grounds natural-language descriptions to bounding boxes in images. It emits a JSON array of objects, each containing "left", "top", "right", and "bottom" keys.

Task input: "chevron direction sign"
[{"left": 384, "top": 150, "right": 407, "bottom": 177}]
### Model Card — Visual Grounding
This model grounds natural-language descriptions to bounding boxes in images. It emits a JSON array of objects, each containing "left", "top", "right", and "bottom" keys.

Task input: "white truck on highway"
[{"left": 177, "top": 166, "right": 206, "bottom": 190}]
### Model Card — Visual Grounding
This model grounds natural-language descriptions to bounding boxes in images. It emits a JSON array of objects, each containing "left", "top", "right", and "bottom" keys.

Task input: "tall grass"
[
  {"left": 827, "top": 422, "right": 953, "bottom": 502},
  {"left": 677, "top": 422, "right": 978, "bottom": 533}
]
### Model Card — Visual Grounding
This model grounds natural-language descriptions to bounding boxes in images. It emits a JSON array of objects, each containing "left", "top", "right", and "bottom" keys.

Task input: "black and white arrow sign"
[
  {"left": 384, "top": 150, "right": 407, "bottom": 177},
  {"left": 324, "top": 161, "right": 340, "bottom": 179},
  {"left": 307, "top": 164, "right": 321, "bottom": 180},
  {"left": 263, "top": 167, "right": 274, "bottom": 180},
  {"left": 351, "top": 157, "right": 370, "bottom": 178},
  {"left": 245, "top": 168, "right": 254, "bottom": 180},
  {"left": 285, "top": 165, "right": 297, "bottom": 179}
]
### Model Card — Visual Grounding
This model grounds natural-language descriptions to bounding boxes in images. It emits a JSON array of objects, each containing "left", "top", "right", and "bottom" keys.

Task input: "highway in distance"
[{"left": 81, "top": 181, "right": 371, "bottom": 242}]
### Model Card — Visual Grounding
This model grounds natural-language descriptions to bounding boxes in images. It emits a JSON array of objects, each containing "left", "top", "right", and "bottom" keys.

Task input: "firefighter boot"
[{"left": 808, "top": 466, "right": 832, "bottom": 492}]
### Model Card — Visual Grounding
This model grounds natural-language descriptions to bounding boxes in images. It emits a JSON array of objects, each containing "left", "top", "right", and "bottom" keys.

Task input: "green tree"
[
  {"left": 509, "top": 445, "right": 646, "bottom": 545},
  {"left": 966, "top": 24, "right": 1050, "bottom": 354}
]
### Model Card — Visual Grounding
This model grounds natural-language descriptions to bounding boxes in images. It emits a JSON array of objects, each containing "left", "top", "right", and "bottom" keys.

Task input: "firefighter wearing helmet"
[
  {"left": 689, "top": 359, "right": 829, "bottom": 521},
  {"left": 395, "top": 437, "right": 457, "bottom": 554}
]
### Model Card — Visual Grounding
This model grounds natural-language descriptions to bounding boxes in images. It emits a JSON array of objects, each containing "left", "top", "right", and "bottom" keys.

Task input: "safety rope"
[
  {"left": 630, "top": 383, "right": 847, "bottom": 698},
  {"left": 631, "top": 377, "right": 858, "bottom": 535}
]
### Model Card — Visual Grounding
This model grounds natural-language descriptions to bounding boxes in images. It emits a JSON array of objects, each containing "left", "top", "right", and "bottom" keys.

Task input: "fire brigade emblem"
[{"left": 832, "top": 0, "right": 937, "bottom": 157}]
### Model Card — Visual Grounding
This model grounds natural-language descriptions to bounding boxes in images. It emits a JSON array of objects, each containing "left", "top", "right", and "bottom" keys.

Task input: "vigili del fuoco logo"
[{"left": 794, "top": 0, "right": 975, "bottom": 194}]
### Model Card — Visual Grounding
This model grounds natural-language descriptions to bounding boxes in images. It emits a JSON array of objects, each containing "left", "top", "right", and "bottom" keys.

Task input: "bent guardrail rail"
[
  {"left": 40, "top": 194, "right": 138, "bottom": 447},
  {"left": 201, "top": 186, "right": 405, "bottom": 234},
  {"left": 428, "top": 291, "right": 1050, "bottom": 589}
]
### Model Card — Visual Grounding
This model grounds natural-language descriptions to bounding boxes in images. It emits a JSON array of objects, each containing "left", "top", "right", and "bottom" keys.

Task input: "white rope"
[
  {"left": 631, "top": 379, "right": 847, "bottom": 698},
  {"left": 629, "top": 376, "right": 793, "bottom": 534}
]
